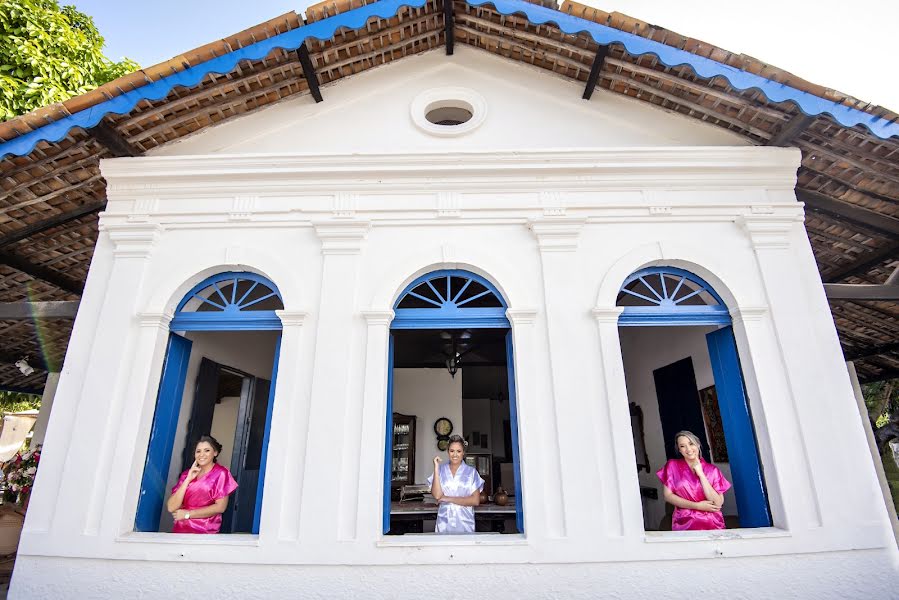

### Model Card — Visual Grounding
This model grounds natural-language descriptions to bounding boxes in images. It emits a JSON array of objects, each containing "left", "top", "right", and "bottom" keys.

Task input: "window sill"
[
  {"left": 644, "top": 527, "right": 790, "bottom": 543},
  {"left": 377, "top": 533, "right": 527, "bottom": 547},
  {"left": 116, "top": 532, "right": 260, "bottom": 546}
]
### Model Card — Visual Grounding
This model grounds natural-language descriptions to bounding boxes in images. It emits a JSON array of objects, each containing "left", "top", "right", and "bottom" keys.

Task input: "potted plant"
[{"left": 0, "top": 445, "right": 40, "bottom": 555}]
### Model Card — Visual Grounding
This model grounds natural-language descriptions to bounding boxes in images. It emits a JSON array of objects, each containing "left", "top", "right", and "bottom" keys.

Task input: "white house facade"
[{"left": 8, "top": 44, "right": 898, "bottom": 598}]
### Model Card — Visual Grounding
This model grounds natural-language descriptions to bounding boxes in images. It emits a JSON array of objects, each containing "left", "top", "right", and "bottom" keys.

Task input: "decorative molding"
[
  {"left": 739, "top": 214, "right": 801, "bottom": 250},
  {"left": 729, "top": 306, "right": 769, "bottom": 322},
  {"left": 539, "top": 190, "right": 566, "bottom": 216},
  {"left": 529, "top": 218, "right": 585, "bottom": 252},
  {"left": 437, "top": 191, "right": 461, "bottom": 218},
  {"left": 313, "top": 220, "right": 370, "bottom": 255},
  {"left": 275, "top": 310, "right": 308, "bottom": 327},
  {"left": 106, "top": 223, "right": 163, "bottom": 258},
  {"left": 333, "top": 192, "right": 358, "bottom": 218},
  {"left": 229, "top": 195, "right": 257, "bottom": 221},
  {"left": 506, "top": 308, "right": 538, "bottom": 325},
  {"left": 137, "top": 311, "right": 173, "bottom": 330},
  {"left": 591, "top": 306, "right": 625, "bottom": 324},
  {"left": 128, "top": 198, "right": 159, "bottom": 223},
  {"left": 649, "top": 206, "right": 672, "bottom": 216},
  {"left": 361, "top": 310, "right": 395, "bottom": 326}
]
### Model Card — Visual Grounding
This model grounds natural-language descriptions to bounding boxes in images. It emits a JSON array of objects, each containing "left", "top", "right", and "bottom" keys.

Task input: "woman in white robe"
[{"left": 427, "top": 435, "right": 484, "bottom": 534}]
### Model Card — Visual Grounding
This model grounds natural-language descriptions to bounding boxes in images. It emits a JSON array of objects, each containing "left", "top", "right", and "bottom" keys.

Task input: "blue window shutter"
[
  {"left": 383, "top": 334, "right": 395, "bottom": 534},
  {"left": 135, "top": 333, "right": 193, "bottom": 532},
  {"left": 706, "top": 326, "right": 772, "bottom": 527},
  {"left": 252, "top": 334, "right": 282, "bottom": 534},
  {"left": 505, "top": 331, "right": 524, "bottom": 533}
]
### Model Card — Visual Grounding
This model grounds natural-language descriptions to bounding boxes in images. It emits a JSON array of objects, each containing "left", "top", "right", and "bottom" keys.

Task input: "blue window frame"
[
  {"left": 617, "top": 266, "right": 772, "bottom": 528},
  {"left": 135, "top": 272, "right": 283, "bottom": 534},
  {"left": 385, "top": 270, "right": 523, "bottom": 533}
]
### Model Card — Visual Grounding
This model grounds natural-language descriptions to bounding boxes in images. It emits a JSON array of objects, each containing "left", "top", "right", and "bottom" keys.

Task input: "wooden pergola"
[{"left": 0, "top": 0, "right": 896, "bottom": 392}]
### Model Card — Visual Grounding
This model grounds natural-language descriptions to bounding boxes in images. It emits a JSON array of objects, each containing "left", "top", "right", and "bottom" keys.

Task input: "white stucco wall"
[
  {"left": 11, "top": 47, "right": 897, "bottom": 598},
  {"left": 392, "top": 368, "right": 463, "bottom": 484}
]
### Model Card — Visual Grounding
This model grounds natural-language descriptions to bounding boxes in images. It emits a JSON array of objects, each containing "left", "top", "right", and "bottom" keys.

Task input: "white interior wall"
[
  {"left": 392, "top": 368, "right": 463, "bottom": 484},
  {"left": 619, "top": 325, "right": 737, "bottom": 529},
  {"left": 209, "top": 396, "right": 240, "bottom": 468}
]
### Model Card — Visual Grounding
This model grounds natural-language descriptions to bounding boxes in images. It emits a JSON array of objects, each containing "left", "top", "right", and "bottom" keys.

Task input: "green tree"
[
  {"left": 0, "top": 0, "right": 139, "bottom": 121},
  {"left": 0, "top": 390, "right": 40, "bottom": 413}
]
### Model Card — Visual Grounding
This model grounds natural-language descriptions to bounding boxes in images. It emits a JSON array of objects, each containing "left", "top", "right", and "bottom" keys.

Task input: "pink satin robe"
[
  {"left": 171, "top": 463, "right": 238, "bottom": 534},
  {"left": 656, "top": 458, "right": 731, "bottom": 531}
]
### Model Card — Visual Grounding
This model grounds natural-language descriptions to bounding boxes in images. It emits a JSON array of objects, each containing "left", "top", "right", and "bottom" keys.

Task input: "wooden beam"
[
  {"left": 296, "top": 43, "right": 323, "bottom": 103},
  {"left": 859, "top": 368, "right": 899, "bottom": 383},
  {"left": 0, "top": 250, "right": 83, "bottom": 295},
  {"left": 824, "top": 241, "right": 899, "bottom": 283},
  {"left": 582, "top": 45, "right": 609, "bottom": 100},
  {"left": 798, "top": 189, "right": 899, "bottom": 238},
  {"left": 765, "top": 113, "right": 814, "bottom": 146},
  {"left": 0, "top": 200, "right": 105, "bottom": 249},
  {"left": 443, "top": 0, "right": 455, "bottom": 55},
  {"left": 86, "top": 119, "right": 140, "bottom": 157},
  {"left": 824, "top": 283, "right": 899, "bottom": 301},
  {"left": 846, "top": 341, "right": 899, "bottom": 361},
  {"left": 0, "top": 301, "right": 80, "bottom": 319}
]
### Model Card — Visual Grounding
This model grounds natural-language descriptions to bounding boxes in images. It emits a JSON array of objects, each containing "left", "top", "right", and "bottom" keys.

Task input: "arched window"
[
  {"left": 385, "top": 270, "right": 522, "bottom": 535},
  {"left": 136, "top": 272, "right": 283, "bottom": 534},
  {"left": 617, "top": 266, "right": 771, "bottom": 530}
]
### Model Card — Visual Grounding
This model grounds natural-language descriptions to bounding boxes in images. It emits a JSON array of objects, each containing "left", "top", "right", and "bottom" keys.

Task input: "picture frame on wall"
[{"left": 698, "top": 385, "right": 729, "bottom": 462}]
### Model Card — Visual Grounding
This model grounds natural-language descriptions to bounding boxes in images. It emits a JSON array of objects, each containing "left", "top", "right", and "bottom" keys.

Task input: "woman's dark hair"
[
  {"left": 196, "top": 435, "right": 223, "bottom": 462},
  {"left": 446, "top": 434, "right": 467, "bottom": 452}
]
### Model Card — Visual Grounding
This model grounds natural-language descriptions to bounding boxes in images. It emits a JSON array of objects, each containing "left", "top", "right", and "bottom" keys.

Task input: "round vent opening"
[
  {"left": 411, "top": 88, "right": 486, "bottom": 137},
  {"left": 425, "top": 106, "right": 473, "bottom": 126}
]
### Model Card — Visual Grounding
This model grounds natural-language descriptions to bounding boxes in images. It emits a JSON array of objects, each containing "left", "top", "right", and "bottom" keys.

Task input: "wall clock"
[{"left": 433, "top": 417, "right": 453, "bottom": 437}]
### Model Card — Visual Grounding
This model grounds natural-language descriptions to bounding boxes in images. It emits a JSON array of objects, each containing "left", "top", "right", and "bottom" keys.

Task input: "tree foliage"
[
  {"left": 0, "top": 0, "right": 139, "bottom": 121},
  {"left": 0, "top": 390, "right": 40, "bottom": 413}
]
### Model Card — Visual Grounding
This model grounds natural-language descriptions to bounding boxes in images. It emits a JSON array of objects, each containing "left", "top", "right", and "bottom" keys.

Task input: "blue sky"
[{"left": 70, "top": 0, "right": 899, "bottom": 110}]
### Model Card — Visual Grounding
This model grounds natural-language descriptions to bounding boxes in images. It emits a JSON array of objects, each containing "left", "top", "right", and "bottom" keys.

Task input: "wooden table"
[{"left": 389, "top": 500, "right": 517, "bottom": 534}]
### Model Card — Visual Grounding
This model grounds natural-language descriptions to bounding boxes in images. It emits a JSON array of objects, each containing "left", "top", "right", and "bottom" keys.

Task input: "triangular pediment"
[{"left": 151, "top": 46, "right": 748, "bottom": 157}]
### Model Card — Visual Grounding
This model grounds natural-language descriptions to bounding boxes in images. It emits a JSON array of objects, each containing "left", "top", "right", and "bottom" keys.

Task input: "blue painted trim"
[
  {"left": 706, "top": 327, "right": 772, "bottom": 528},
  {"left": 618, "top": 266, "right": 732, "bottom": 326},
  {"left": 252, "top": 334, "right": 281, "bottom": 535},
  {"left": 383, "top": 334, "right": 395, "bottom": 535},
  {"left": 470, "top": 0, "right": 898, "bottom": 139},
  {"left": 390, "top": 315, "right": 511, "bottom": 329},
  {"left": 170, "top": 313, "right": 283, "bottom": 331},
  {"left": 505, "top": 331, "right": 524, "bottom": 533},
  {"left": 176, "top": 272, "right": 281, "bottom": 312},
  {"left": 393, "top": 270, "right": 510, "bottom": 329},
  {"left": 0, "top": 0, "right": 894, "bottom": 161},
  {"left": 135, "top": 332, "right": 193, "bottom": 532}
]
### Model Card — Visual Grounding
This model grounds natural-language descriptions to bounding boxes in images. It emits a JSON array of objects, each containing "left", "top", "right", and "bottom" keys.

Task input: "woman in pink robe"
[
  {"left": 657, "top": 430, "right": 731, "bottom": 531},
  {"left": 167, "top": 435, "right": 238, "bottom": 534}
]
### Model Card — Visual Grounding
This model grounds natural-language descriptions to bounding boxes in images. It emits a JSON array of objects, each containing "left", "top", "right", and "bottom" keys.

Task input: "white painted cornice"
[
  {"left": 729, "top": 306, "right": 769, "bottom": 322},
  {"left": 276, "top": 310, "right": 308, "bottom": 327},
  {"left": 313, "top": 220, "right": 371, "bottom": 255},
  {"left": 100, "top": 147, "right": 801, "bottom": 198},
  {"left": 361, "top": 310, "right": 395, "bottom": 326},
  {"left": 102, "top": 222, "right": 163, "bottom": 258},
  {"left": 591, "top": 307, "right": 625, "bottom": 324},
  {"left": 529, "top": 218, "right": 586, "bottom": 252},
  {"left": 137, "top": 311, "right": 173, "bottom": 330},
  {"left": 506, "top": 308, "right": 538, "bottom": 325},
  {"left": 739, "top": 213, "right": 804, "bottom": 250}
]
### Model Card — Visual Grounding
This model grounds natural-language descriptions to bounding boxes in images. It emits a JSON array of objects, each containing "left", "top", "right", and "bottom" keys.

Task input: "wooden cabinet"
[{"left": 391, "top": 413, "right": 416, "bottom": 500}]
